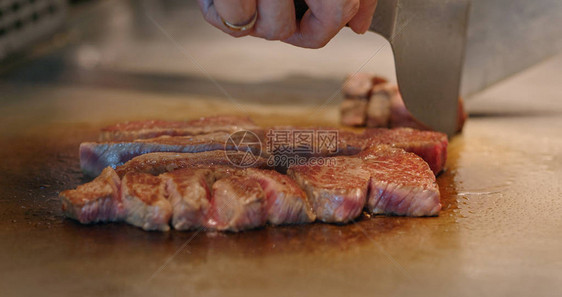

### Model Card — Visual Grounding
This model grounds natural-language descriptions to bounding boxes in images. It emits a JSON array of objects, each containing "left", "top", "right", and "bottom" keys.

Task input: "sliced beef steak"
[
  {"left": 121, "top": 172, "right": 172, "bottom": 231},
  {"left": 80, "top": 132, "right": 260, "bottom": 177},
  {"left": 288, "top": 157, "right": 370, "bottom": 223},
  {"left": 342, "top": 73, "right": 388, "bottom": 98},
  {"left": 160, "top": 169, "right": 214, "bottom": 230},
  {"left": 100, "top": 115, "right": 260, "bottom": 141},
  {"left": 339, "top": 73, "right": 467, "bottom": 133},
  {"left": 59, "top": 167, "right": 124, "bottom": 224},
  {"left": 114, "top": 151, "right": 268, "bottom": 177},
  {"left": 242, "top": 168, "right": 315, "bottom": 225},
  {"left": 366, "top": 83, "right": 396, "bottom": 128},
  {"left": 359, "top": 146, "right": 441, "bottom": 216},
  {"left": 340, "top": 98, "right": 368, "bottom": 126},
  {"left": 206, "top": 175, "right": 267, "bottom": 232},
  {"left": 265, "top": 126, "right": 362, "bottom": 157},
  {"left": 288, "top": 145, "right": 441, "bottom": 221},
  {"left": 362, "top": 128, "right": 448, "bottom": 174}
]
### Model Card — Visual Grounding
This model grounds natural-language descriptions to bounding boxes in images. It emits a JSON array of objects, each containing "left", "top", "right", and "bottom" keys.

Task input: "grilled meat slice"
[
  {"left": 59, "top": 167, "right": 124, "bottom": 224},
  {"left": 362, "top": 128, "right": 448, "bottom": 174},
  {"left": 288, "top": 157, "right": 370, "bottom": 223},
  {"left": 366, "top": 83, "right": 396, "bottom": 128},
  {"left": 359, "top": 146, "right": 441, "bottom": 216},
  {"left": 340, "top": 98, "right": 368, "bottom": 126},
  {"left": 160, "top": 169, "right": 214, "bottom": 230},
  {"left": 100, "top": 115, "right": 260, "bottom": 141},
  {"left": 114, "top": 151, "right": 268, "bottom": 177},
  {"left": 121, "top": 172, "right": 172, "bottom": 231},
  {"left": 206, "top": 175, "right": 267, "bottom": 232},
  {"left": 80, "top": 132, "right": 260, "bottom": 177},
  {"left": 242, "top": 168, "right": 315, "bottom": 225},
  {"left": 288, "top": 145, "right": 442, "bottom": 221},
  {"left": 342, "top": 73, "right": 388, "bottom": 98},
  {"left": 265, "top": 126, "right": 362, "bottom": 158}
]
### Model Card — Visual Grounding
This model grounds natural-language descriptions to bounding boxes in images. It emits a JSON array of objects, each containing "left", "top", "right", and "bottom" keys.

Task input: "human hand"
[{"left": 197, "top": 0, "right": 378, "bottom": 48}]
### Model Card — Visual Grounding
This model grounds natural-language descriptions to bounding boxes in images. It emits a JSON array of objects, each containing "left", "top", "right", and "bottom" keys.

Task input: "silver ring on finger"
[{"left": 220, "top": 11, "right": 258, "bottom": 32}]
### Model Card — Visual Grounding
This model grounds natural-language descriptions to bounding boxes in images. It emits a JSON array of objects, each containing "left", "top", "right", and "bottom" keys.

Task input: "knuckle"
[{"left": 277, "top": 26, "right": 297, "bottom": 41}]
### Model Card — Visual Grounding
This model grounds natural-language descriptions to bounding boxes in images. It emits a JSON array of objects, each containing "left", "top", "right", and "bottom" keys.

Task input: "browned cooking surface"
[
  {"left": 0, "top": 1, "right": 561, "bottom": 293},
  {"left": 1, "top": 97, "right": 561, "bottom": 296}
]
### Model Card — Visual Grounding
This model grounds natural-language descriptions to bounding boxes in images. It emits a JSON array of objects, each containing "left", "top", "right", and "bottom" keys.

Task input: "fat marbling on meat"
[{"left": 100, "top": 115, "right": 260, "bottom": 141}]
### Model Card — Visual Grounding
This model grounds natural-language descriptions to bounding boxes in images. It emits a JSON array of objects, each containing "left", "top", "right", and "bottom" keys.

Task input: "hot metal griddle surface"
[
  {"left": 1, "top": 88, "right": 561, "bottom": 296},
  {"left": 1, "top": 1, "right": 561, "bottom": 296}
]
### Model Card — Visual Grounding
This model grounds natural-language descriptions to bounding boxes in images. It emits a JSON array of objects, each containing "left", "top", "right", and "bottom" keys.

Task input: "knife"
[
  {"left": 296, "top": 0, "right": 471, "bottom": 136},
  {"left": 370, "top": 0, "right": 471, "bottom": 137}
]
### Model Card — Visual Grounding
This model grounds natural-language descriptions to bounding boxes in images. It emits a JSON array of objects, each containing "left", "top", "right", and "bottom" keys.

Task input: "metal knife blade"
[{"left": 369, "top": 0, "right": 471, "bottom": 136}]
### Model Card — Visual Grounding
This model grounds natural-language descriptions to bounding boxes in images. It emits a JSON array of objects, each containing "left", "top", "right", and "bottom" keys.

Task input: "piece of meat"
[
  {"left": 59, "top": 167, "right": 124, "bottom": 224},
  {"left": 265, "top": 126, "right": 362, "bottom": 157},
  {"left": 121, "top": 172, "right": 172, "bottom": 231},
  {"left": 362, "top": 128, "right": 448, "bottom": 175},
  {"left": 342, "top": 73, "right": 375, "bottom": 98},
  {"left": 80, "top": 132, "right": 261, "bottom": 177},
  {"left": 339, "top": 73, "right": 467, "bottom": 133},
  {"left": 263, "top": 126, "right": 447, "bottom": 175},
  {"left": 288, "top": 146, "right": 441, "bottom": 221},
  {"left": 114, "top": 151, "right": 268, "bottom": 177},
  {"left": 100, "top": 115, "right": 260, "bottom": 141},
  {"left": 366, "top": 83, "right": 396, "bottom": 128},
  {"left": 242, "top": 168, "right": 316, "bottom": 225},
  {"left": 340, "top": 98, "right": 368, "bottom": 126},
  {"left": 342, "top": 73, "right": 388, "bottom": 98},
  {"left": 340, "top": 74, "right": 389, "bottom": 126},
  {"left": 160, "top": 169, "right": 215, "bottom": 230},
  {"left": 288, "top": 157, "right": 370, "bottom": 223},
  {"left": 264, "top": 126, "right": 363, "bottom": 173},
  {"left": 359, "top": 146, "right": 441, "bottom": 216},
  {"left": 206, "top": 175, "right": 267, "bottom": 232}
]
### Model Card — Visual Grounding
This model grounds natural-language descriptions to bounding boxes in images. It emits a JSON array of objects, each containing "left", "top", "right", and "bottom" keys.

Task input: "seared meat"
[
  {"left": 339, "top": 73, "right": 467, "bottom": 133},
  {"left": 342, "top": 73, "right": 388, "bottom": 98},
  {"left": 340, "top": 98, "right": 368, "bottom": 126},
  {"left": 362, "top": 128, "right": 448, "bottom": 174},
  {"left": 288, "top": 157, "right": 370, "bottom": 223},
  {"left": 242, "top": 168, "right": 315, "bottom": 225},
  {"left": 360, "top": 146, "right": 441, "bottom": 216},
  {"left": 341, "top": 74, "right": 389, "bottom": 127},
  {"left": 121, "top": 172, "right": 172, "bottom": 231},
  {"left": 100, "top": 115, "right": 260, "bottom": 141},
  {"left": 60, "top": 114, "right": 448, "bottom": 232},
  {"left": 80, "top": 132, "right": 260, "bottom": 177},
  {"left": 60, "top": 167, "right": 124, "bottom": 224},
  {"left": 206, "top": 175, "right": 267, "bottom": 232},
  {"left": 114, "top": 151, "right": 268, "bottom": 177},
  {"left": 265, "top": 126, "right": 362, "bottom": 157},
  {"left": 288, "top": 145, "right": 441, "bottom": 222},
  {"left": 366, "top": 83, "right": 396, "bottom": 128},
  {"left": 160, "top": 169, "right": 214, "bottom": 230}
]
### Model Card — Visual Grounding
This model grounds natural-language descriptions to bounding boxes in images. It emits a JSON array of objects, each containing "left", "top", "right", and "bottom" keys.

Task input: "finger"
[
  {"left": 348, "top": 0, "right": 378, "bottom": 34},
  {"left": 251, "top": 0, "right": 296, "bottom": 40},
  {"left": 283, "top": 0, "right": 360, "bottom": 48},
  {"left": 197, "top": 0, "right": 257, "bottom": 37}
]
